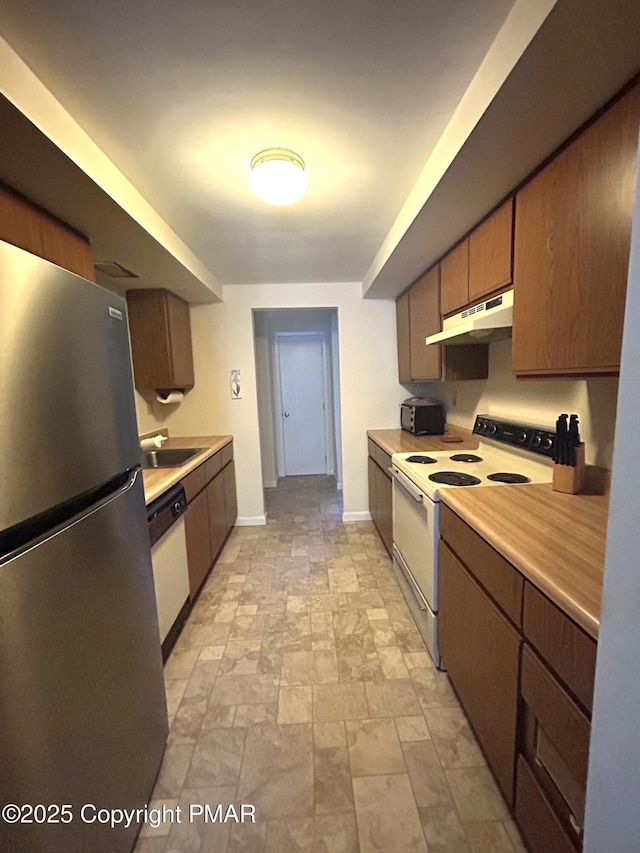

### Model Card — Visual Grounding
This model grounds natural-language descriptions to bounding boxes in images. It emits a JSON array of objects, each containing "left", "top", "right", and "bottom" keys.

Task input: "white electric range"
[{"left": 391, "top": 415, "right": 556, "bottom": 668}]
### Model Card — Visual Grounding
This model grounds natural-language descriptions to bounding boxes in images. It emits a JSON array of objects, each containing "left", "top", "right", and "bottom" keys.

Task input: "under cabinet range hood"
[{"left": 427, "top": 289, "right": 514, "bottom": 346}]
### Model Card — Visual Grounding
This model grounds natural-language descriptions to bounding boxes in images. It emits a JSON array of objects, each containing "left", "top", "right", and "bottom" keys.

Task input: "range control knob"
[
  {"left": 518, "top": 431, "right": 528, "bottom": 444},
  {"left": 542, "top": 436, "right": 553, "bottom": 451},
  {"left": 477, "top": 421, "right": 486, "bottom": 433},
  {"left": 489, "top": 424, "right": 498, "bottom": 436},
  {"left": 532, "top": 434, "right": 542, "bottom": 448}
]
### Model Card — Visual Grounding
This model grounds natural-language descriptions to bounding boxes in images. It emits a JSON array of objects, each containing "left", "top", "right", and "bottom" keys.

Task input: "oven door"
[{"left": 391, "top": 466, "right": 438, "bottom": 610}]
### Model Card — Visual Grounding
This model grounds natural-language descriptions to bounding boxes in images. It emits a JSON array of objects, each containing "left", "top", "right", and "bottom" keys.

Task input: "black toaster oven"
[{"left": 400, "top": 398, "right": 445, "bottom": 435}]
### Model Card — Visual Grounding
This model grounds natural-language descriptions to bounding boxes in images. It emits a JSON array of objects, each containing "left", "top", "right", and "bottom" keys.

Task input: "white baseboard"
[
  {"left": 236, "top": 515, "right": 267, "bottom": 526},
  {"left": 336, "top": 481, "right": 343, "bottom": 490},
  {"left": 342, "top": 511, "right": 372, "bottom": 523},
  {"left": 263, "top": 479, "right": 278, "bottom": 489}
]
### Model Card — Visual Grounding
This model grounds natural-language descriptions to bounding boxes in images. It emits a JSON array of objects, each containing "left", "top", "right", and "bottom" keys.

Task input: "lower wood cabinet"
[
  {"left": 439, "top": 504, "right": 596, "bottom": 851},
  {"left": 207, "top": 471, "right": 227, "bottom": 562},
  {"left": 184, "top": 488, "right": 212, "bottom": 598},
  {"left": 182, "top": 441, "right": 237, "bottom": 599},
  {"left": 367, "top": 440, "right": 392, "bottom": 555},
  {"left": 223, "top": 460, "right": 238, "bottom": 530},
  {"left": 438, "top": 539, "right": 521, "bottom": 804}
]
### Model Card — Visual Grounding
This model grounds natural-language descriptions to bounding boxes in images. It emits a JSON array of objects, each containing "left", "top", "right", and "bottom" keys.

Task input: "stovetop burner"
[
  {"left": 429, "top": 471, "right": 482, "bottom": 486},
  {"left": 406, "top": 455, "right": 437, "bottom": 464},
  {"left": 450, "top": 454, "right": 483, "bottom": 463},
  {"left": 486, "top": 472, "right": 532, "bottom": 484}
]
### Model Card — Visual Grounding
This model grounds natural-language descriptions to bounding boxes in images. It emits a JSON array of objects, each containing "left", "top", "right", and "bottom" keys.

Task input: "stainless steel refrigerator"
[{"left": 0, "top": 240, "right": 168, "bottom": 852}]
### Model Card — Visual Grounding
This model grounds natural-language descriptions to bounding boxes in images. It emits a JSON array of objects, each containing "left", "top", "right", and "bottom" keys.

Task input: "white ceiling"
[{"left": 0, "top": 0, "right": 516, "bottom": 286}]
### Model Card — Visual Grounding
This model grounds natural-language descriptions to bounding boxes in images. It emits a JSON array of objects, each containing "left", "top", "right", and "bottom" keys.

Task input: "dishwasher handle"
[{"left": 392, "top": 466, "right": 424, "bottom": 502}]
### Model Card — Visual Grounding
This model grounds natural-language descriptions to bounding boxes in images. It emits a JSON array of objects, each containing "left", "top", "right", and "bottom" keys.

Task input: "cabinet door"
[
  {"left": 0, "top": 184, "right": 95, "bottom": 280},
  {"left": 183, "top": 488, "right": 212, "bottom": 598},
  {"left": 207, "top": 472, "right": 227, "bottom": 562},
  {"left": 166, "top": 291, "right": 195, "bottom": 388},
  {"left": 396, "top": 291, "right": 412, "bottom": 382},
  {"left": 440, "top": 240, "right": 469, "bottom": 316},
  {"left": 375, "top": 464, "right": 393, "bottom": 555},
  {"left": 409, "top": 266, "right": 441, "bottom": 381},
  {"left": 468, "top": 199, "right": 513, "bottom": 303},
  {"left": 439, "top": 540, "right": 521, "bottom": 804},
  {"left": 223, "top": 460, "right": 238, "bottom": 532},
  {"left": 368, "top": 455, "right": 378, "bottom": 528},
  {"left": 127, "top": 289, "right": 195, "bottom": 393},
  {"left": 513, "top": 83, "right": 640, "bottom": 376}
]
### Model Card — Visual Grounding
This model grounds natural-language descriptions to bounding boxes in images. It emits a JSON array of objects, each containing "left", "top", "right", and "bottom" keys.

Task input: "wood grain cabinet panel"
[
  {"left": 438, "top": 540, "right": 521, "bottom": 804},
  {"left": 368, "top": 455, "right": 377, "bottom": 528},
  {"left": 204, "top": 451, "right": 223, "bottom": 483},
  {"left": 440, "top": 504, "right": 523, "bottom": 624},
  {"left": 396, "top": 291, "right": 412, "bottom": 383},
  {"left": 515, "top": 757, "right": 577, "bottom": 853},
  {"left": 223, "top": 460, "right": 237, "bottom": 532},
  {"left": 0, "top": 183, "right": 95, "bottom": 279},
  {"left": 513, "top": 82, "right": 640, "bottom": 377},
  {"left": 440, "top": 239, "right": 469, "bottom": 317},
  {"left": 523, "top": 583, "right": 597, "bottom": 713},
  {"left": 207, "top": 472, "right": 227, "bottom": 563},
  {"left": 367, "top": 446, "right": 392, "bottom": 555},
  {"left": 127, "top": 288, "right": 195, "bottom": 394},
  {"left": 184, "top": 488, "right": 212, "bottom": 598},
  {"left": 468, "top": 199, "right": 513, "bottom": 303},
  {"left": 375, "top": 462, "right": 393, "bottom": 556},
  {"left": 409, "top": 266, "right": 441, "bottom": 381}
]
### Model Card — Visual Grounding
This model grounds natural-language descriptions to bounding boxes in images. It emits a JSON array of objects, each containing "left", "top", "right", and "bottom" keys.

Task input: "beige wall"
[
  {"left": 134, "top": 282, "right": 405, "bottom": 523},
  {"left": 420, "top": 338, "right": 618, "bottom": 468}
]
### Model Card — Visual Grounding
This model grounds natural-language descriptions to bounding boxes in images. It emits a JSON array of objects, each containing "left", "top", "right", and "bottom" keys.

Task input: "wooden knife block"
[{"left": 552, "top": 443, "right": 585, "bottom": 494}]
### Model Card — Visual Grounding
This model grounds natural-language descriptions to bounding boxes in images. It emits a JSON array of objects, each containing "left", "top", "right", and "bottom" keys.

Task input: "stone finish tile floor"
[{"left": 134, "top": 476, "right": 526, "bottom": 853}]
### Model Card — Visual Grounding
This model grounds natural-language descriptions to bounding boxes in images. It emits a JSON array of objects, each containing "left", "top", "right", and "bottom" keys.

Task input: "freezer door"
[
  {"left": 0, "top": 471, "right": 168, "bottom": 853},
  {"left": 0, "top": 240, "right": 140, "bottom": 531}
]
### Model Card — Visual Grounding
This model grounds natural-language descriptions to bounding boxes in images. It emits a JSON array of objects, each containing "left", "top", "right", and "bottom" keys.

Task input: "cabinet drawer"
[
  {"left": 521, "top": 645, "right": 591, "bottom": 792},
  {"left": 440, "top": 504, "right": 523, "bottom": 624},
  {"left": 204, "top": 451, "right": 223, "bottom": 483},
  {"left": 515, "top": 756, "right": 577, "bottom": 853},
  {"left": 523, "top": 583, "right": 597, "bottom": 712},
  {"left": 369, "top": 440, "right": 392, "bottom": 478},
  {"left": 182, "top": 464, "right": 206, "bottom": 503},
  {"left": 221, "top": 441, "right": 233, "bottom": 468}
]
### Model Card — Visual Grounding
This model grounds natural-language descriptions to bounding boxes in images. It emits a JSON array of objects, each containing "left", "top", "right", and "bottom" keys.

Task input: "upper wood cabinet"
[
  {"left": 440, "top": 239, "right": 469, "bottom": 317},
  {"left": 396, "top": 264, "right": 488, "bottom": 383},
  {"left": 0, "top": 183, "right": 95, "bottom": 280},
  {"left": 396, "top": 291, "right": 412, "bottom": 383},
  {"left": 468, "top": 199, "right": 513, "bottom": 303},
  {"left": 127, "top": 288, "right": 195, "bottom": 394},
  {"left": 409, "top": 266, "right": 442, "bottom": 381},
  {"left": 512, "top": 82, "right": 640, "bottom": 377}
]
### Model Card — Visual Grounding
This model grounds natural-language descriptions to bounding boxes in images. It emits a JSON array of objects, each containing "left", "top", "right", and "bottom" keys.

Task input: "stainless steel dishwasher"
[{"left": 147, "top": 484, "right": 190, "bottom": 659}]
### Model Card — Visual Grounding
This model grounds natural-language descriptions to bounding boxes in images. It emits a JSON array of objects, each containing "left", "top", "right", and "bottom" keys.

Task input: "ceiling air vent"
[{"left": 95, "top": 261, "right": 138, "bottom": 279}]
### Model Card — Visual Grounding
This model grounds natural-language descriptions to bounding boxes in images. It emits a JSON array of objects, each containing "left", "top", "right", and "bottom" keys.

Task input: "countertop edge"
[
  {"left": 143, "top": 435, "right": 233, "bottom": 505},
  {"left": 440, "top": 489, "right": 601, "bottom": 641}
]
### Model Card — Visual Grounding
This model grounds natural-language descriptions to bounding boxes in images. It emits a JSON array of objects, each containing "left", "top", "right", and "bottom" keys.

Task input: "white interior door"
[{"left": 276, "top": 333, "right": 328, "bottom": 475}]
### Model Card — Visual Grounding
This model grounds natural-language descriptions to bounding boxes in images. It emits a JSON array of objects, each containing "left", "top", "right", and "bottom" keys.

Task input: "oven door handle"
[{"left": 392, "top": 466, "right": 424, "bottom": 502}]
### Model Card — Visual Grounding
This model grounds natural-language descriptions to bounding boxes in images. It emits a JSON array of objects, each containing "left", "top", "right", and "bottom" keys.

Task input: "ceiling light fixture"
[{"left": 249, "top": 148, "right": 307, "bottom": 206}]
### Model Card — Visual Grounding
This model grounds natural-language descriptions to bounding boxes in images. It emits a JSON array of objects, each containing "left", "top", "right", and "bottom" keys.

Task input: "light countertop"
[
  {"left": 440, "top": 483, "right": 608, "bottom": 639},
  {"left": 142, "top": 435, "right": 233, "bottom": 505},
  {"left": 367, "top": 425, "right": 479, "bottom": 456}
]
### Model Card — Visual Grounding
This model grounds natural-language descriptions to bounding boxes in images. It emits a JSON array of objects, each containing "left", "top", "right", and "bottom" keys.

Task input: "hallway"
[{"left": 135, "top": 476, "right": 525, "bottom": 852}]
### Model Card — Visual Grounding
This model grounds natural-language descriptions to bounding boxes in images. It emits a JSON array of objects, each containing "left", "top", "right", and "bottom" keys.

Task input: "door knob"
[{"left": 284, "top": 412, "right": 290, "bottom": 417}]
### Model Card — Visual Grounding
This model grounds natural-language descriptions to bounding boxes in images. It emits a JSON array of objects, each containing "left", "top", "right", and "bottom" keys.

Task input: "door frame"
[{"left": 274, "top": 330, "right": 332, "bottom": 477}]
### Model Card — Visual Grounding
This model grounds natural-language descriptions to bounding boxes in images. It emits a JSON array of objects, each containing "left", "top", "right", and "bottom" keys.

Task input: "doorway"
[
  {"left": 253, "top": 308, "right": 342, "bottom": 490},
  {"left": 275, "top": 332, "right": 329, "bottom": 475}
]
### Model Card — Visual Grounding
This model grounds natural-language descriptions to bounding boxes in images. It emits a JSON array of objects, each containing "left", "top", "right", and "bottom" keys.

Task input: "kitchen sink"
[{"left": 141, "top": 447, "right": 206, "bottom": 469}]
